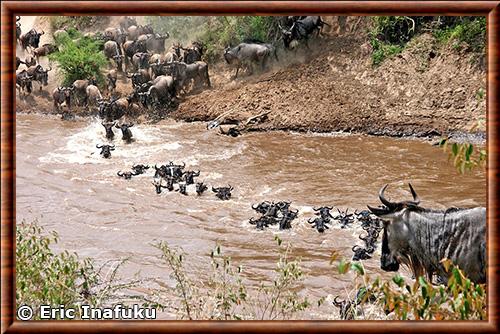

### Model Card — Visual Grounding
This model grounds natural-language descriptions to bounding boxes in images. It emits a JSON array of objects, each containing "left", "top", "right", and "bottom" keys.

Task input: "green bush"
[
  {"left": 369, "top": 16, "right": 486, "bottom": 66},
  {"left": 16, "top": 220, "right": 152, "bottom": 320},
  {"left": 333, "top": 256, "right": 487, "bottom": 320},
  {"left": 154, "top": 236, "right": 311, "bottom": 320},
  {"left": 49, "top": 30, "right": 107, "bottom": 86}
]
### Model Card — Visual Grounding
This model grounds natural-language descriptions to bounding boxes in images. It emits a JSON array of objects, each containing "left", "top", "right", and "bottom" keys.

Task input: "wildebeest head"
[
  {"left": 367, "top": 184, "right": 421, "bottom": 272},
  {"left": 196, "top": 182, "right": 208, "bottom": 195},
  {"left": 101, "top": 121, "right": 116, "bottom": 140},
  {"left": 116, "top": 123, "right": 134, "bottom": 142},
  {"left": 152, "top": 178, "right": 168, "bottom": 194},
  {"left": 96, "top": 144, "right": 115, "bottom": 158},
  {"left": 117, "top": 170, "right": 136, "bottom": 179},
  {"left": 367, "top": 183, "right": 421, "bottom": 219},
  {"left": 307, "top": 217, "right": 329, "bottom": 233},
  {"left": 183, "top": 170, "right": 200, "bottom": 185},
  {"left": 332, "top": 296, "right": 357, "bottom": 320},
  {"left": 132, "top": 164, "right": 149, "bottom": 175},
  {"left": 313, "top": 206, "right": 334, "bottom": 220},
  {"left": 212, "top": 185, "right": 233, "bottom": 200},
  {"left": 352, "top": 245, "right": 372, "bottom": 261},
  {"left": 252, "top": 201, "right": 274, "bottom": 215}
]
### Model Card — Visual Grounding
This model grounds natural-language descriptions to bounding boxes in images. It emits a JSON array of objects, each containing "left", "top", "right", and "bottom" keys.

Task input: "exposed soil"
[{"left": 16, "top": 16, "right": 486, "bottom": 140}]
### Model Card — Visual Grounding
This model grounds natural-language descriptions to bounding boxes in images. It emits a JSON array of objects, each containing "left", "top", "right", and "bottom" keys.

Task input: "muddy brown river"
[{"left": 16, "top": 113, "right": 486, "bottom": 319}]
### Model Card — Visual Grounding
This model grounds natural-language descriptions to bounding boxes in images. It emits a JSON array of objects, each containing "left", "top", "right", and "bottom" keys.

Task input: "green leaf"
[
  {"left": 392, "top": 274, "right": 405, "bottom": 287},
  {"left": 338, "top": 259, "right": 350, "bottom": 274},
  {"left": 351, "top": 262, "right": 365, "bottom": 276},
  {"left": 452, "top": 143, "right": 459, "bottom": 156}
]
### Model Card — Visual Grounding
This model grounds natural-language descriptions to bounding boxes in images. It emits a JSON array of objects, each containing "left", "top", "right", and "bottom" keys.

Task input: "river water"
[{"left": 16, "top": 113, "right": 486, "bottom": 319}]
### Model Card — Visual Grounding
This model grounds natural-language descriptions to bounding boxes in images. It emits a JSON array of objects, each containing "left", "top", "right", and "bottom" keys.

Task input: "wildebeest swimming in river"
[
  {"left": 368, "top": 183, "right": 486, "bottom": 284},
  {"left": 116, "top": 123, "right": 134, "bottom": 143},
  {"left": 96, "top": 144, "right": 115, "bottom": 158},
  {"left": 212, "top": 185, "right": 233, "bottom": 200}
]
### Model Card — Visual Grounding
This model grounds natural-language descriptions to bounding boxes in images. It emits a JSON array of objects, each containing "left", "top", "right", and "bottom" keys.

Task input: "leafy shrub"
[
  {"left": 49, "top": 30, "right": 107, "bottom": 86},
  {"left": 369, "top": 16, "right": 486, "bottom": 66},
  {"left": 16, "top": 220, "right": 151, "bottom": 320},
  {"left": 333, "top": 257, "right": 487, "bottom": 320},
  {"left": 154, "top": 236, "right": 311, "bottom": 320}
]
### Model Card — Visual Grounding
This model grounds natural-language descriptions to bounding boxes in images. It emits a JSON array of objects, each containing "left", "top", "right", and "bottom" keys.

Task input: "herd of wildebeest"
[
  {"left": 16, "top": 15, "right": 487, "bottom": 319},
  {"left": 16, "top": 15, "right": 329, "bottom": 120}
]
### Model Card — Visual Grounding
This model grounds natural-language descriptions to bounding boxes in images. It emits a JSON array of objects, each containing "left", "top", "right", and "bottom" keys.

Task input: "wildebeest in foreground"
[{"left": 368, "top": 184, "right": 486, "bottom": 284}]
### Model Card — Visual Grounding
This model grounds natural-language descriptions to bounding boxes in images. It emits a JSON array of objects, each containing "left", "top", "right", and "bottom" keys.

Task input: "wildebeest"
[
  {"left": 224, "top": 42, "right": 278, "bottom": 78},
  {"left": 117, "top": 170, "right": 136, "bottom": 179},
  {"left": 104, "top": 40, "right": 124, "bottom": 72},
  {"left": 180, "top": 41, "right": 204, "bottom": 64},
  {"left": 26, "top": 65, "right": 51, "bottom": 91},
  {"left": 16, "top": 70, "right": 33, "bottom": 96},
  {"left": 212, "top": 185, "right": 233, "bottom": 200},
  {"left": 16, "top": 56, "right": 25, "bottom": 69},
  {"left": 19, "top": 28, "right": 44, "bottom": 51},
  {"left": 96, "top": 144, "right": 115, "bottom": 158},
  {"left": 127, "top": 24, "right": 154, "bottom": 41},
  {"left": 85, "top": 85, "right": 103, "bottom": 107},
  {"left": 106, "top": 69, "right": 118, "bottom": 95},
  {"left": 116, "top": 123, "right": 134, "bottom": 142},
  {"left": 144, "top": 33, "right": 170, "bottom": 53},
  {"left": 101, "top": 121, "right": 116, "bottom": 140},
  {"left": 98, "top": 97, "right": 129, "bottom": 121},
  {"left": 278, "top": 208, "right": 298, "bottom": 230},
  {"left": 52, "top": 86, "right": 73, "bottom": 111},
  {"left": 123, "top": 40, "right": 147, "bottom": 69},
  {"left": 32, "top": 43, "right": 57, "bottom": 62},
  {"left": 119, "top": 16, "right": 137, "bottom": 31},
  {"left": 219, "top": 126, "right": 241, "bottom": 137},
  {"left": 138, "top": 75, "right": 176, "bottom": 108},
  {"left": 131, "top": 164, "right": 149, "bottom": 175},
  {"left": 104, "top": 27, "right": 128, "bottom": 45},
  {"left": 280, "top": 16, "right": 328, "bottom": 49},
  {"left": 16, "top": 16, "right": 21, "bottom": 43},
  {"left": 131, "top": 52, "right": 152, "bottom": 71},
  {"left": 72, "top": 78, "right": 96, "bottom": 106},
  {"left": 176, "top": 183, "right": 188, "bottom": 196},
  {"left": 23, "top": 56, "right": 37, "bottom": 68},
  {"left": 367, "top": 183, "right": 486, "bottom": 284},
  {"left": 352, "top": 245, "right": 372, "bottom": 261},
  {"left": 334, "top": 208, "right": 355, "bottom": 228},
  {"left": 196, "top": 182, "right": 208, "bottom": 195},
  {"left": 313, "top": 206, "right": 334, "bottom": 217},
  {"left": 152, "top": 178, "right": 169, "bottom": 194},
  {"left": 332, "top": 296, "right": 357, "bottom": 320},
  {"left": 168, "top": 61, "right": 210, "bottom": 93},
  {"left": 127, "top": 69, "right": 151, "bottom": 88},
  {"left": 183, "top": 170, "right": 200, "bottom": 185},
  {"left": 308, "top": 217, "right": 330, "bottom": 233}
]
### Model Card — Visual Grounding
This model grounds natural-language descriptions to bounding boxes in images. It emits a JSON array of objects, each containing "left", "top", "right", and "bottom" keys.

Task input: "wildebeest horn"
[
  {"left": 117, "top": 171, "right": 123, "bottom": 176},
  {"left": 359, "top": 233, "right": 368, "bottom": 241},
  {"left": 408, "top": 183, "right": 420, "bottom": 205},
  {"left": 326, "top": 206, "right": 333, "bottom": 210},
  {"left": 96, "top": 144, "right": 102, "bottom": 148},
  {"left": 313, "top": 207, "right": 320, "bottom": 211},
  {"left": 228, "top": 185, "right": 233, "bottom": 191},
  {"left": 333, "top": 296, "right": 343, "bottom": 307},
  {"left": 307, "top": 218, "right": 315, "bottom": 224},
  {"left": 212, "top": 186, "right": 218, "bottom": 192},
  {"left": 41, "top": 30, "right": 45, "bottom": 35},
  {"left": 352, "top": 245, "right": 360, "bottom": 252},
  {"left": 16, "top": 16, "right": 20, "bottom": 21},
  {"left": 378, "top": 184, "right": 395, "bottom": 209},
  {"left": 252, "top": 204, "right": 259, "bottom": 209}
]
